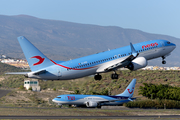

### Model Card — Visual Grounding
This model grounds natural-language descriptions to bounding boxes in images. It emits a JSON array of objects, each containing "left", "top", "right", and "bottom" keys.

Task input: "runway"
[{"left": 0, "top": 115, "right": 180, "bottom": 119}]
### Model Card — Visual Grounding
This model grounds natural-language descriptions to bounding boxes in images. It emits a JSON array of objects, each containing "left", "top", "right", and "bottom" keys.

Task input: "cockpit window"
[
  {"left": 57, "top": 97, "right": 61, "bottom": 99},
  {"left": 167, "top": 42, "right": 171, "bottom": 44}
]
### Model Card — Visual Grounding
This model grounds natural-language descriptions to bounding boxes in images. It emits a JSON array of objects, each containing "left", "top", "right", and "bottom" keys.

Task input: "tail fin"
[
  {"left": 18, "top": 36, "right": 54, "bottom": 71},
  {"left": 116, "top": 79, "right": 136, "bottom": 98}
]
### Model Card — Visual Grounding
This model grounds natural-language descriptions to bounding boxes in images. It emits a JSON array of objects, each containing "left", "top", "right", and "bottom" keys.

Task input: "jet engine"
[
  {"left": 86, "top": 101, "right": 98, "bottom": 107},
  {"left": 127, "top": 57, "right": 147, "bottom": 71}
]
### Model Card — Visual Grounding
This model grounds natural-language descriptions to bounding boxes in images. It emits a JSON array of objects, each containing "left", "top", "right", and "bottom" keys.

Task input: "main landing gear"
[
  {"left": 111, "top": 71, "right": 119, "bottom": 79},
  {"left": 162, "top": 56, "right": 166, "bottom": 64},
  {"left": 94, "top": 74, "right": 102, "bottom": 80},
  {"left": 94, "top": 72, "right": 119, "bottom": 80}
]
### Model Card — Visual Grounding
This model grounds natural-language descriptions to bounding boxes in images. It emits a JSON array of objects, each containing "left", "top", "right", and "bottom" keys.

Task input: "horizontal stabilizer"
[
  {"left": 5, "top": 72, "right": 29, "bottom": 75},
  {"left": 6, "top": 69, "right": 46, "bottom": 76}
]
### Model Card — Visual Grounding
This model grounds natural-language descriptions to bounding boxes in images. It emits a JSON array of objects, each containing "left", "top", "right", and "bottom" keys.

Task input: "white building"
[
  {"left": 24, "top": 79, "right": 40, "bottom": 91},
  {"left": 142, "top": 66, "right": 154, "bottom": 70},
  {"left": 2, "top": 55, "right": 6, "bottom": 58}
]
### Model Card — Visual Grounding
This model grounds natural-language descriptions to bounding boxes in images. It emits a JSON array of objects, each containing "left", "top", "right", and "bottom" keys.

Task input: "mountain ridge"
[{"left": 0, "top": 14, "right": 179, "bottom": 66}]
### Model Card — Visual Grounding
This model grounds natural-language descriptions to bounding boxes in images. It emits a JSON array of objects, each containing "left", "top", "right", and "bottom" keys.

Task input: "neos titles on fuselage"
[{"left": 6, "top": 36, "right": 176, "bottom": 80}]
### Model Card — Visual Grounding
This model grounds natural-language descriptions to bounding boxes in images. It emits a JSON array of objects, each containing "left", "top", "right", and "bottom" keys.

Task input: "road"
[
  {"left": 0, "top": 115, "right": 180, "bottom": 119},
  {"left": 0, "top": 89, "right": 11, "bottom": 98}
]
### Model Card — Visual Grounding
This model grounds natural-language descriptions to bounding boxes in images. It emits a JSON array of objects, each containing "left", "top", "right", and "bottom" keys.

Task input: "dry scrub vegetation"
[{"left": 1, "top": 69, "right": 180, "bottom": 108}]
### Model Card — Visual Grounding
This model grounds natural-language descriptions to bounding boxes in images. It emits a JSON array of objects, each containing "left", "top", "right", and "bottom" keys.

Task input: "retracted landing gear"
[
  {"left": 94, "top": 74, "right": 102, "bottom": 80},
  {"left": 162, "top": 56, "right": 166, "bottom": 64},
  {"left": 111, "top": 71, "right": 119, "bottom": 79}
]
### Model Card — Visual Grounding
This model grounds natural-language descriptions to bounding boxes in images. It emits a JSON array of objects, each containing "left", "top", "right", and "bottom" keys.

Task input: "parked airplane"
[
  {"left": 6, "top": 36, "right": 176, "bottom": 80},
  {"left": 52, "top": 78, "right": 136, "bottom": 108}
]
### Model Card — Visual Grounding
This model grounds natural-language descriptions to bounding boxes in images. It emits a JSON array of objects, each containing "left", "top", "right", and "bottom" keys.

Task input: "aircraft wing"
[
  {"left": 86, "top": 98, "right": 130, "bottom": 105},
  {"left": 96, "top": 43, "right": 138, "bottom": 73},
  {"left": 97, "top": 96, "right": 136, "bottom": 103},
  {"left": 105, "top": 97, "right": 136, "bottom": 102}
]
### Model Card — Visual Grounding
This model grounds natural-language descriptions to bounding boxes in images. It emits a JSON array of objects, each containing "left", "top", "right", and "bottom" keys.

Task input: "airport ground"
[
  {"left": 1, "top": 89, "right": 180, "bottom": 119},
  {"left": 1, "top": 66, "right": 180, "bottom": 119}
]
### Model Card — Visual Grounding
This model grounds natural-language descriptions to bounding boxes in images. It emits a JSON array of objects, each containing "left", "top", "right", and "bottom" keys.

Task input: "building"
[{"left": 24, "top": 79, "right": 40, "bottom": 91}]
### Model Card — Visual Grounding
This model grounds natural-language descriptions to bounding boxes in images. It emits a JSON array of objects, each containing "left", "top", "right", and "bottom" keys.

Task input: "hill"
[
  {"left": 0, "top": 62, "right": 23, "bottom": 75},
  {"left": 1, "top": 69, "right": 180, "bottom": 97},
  {"left": 0, "top": 14, "right": 179, "bottom": 66}
]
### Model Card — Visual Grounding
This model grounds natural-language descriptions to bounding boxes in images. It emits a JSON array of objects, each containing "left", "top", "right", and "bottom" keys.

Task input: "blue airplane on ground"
[
  {"left": 6, "top": 36, "right": 176, "bottom": 80},
  {"left": 52, "top": 79, "right": 136, "bottom": 108}
]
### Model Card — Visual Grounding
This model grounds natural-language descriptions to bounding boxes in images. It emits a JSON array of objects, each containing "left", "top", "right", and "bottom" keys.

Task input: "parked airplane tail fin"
[
  {"left": 17, "top": 36, "right": 54, "bottom": 71},
  {"left": 116, "top": 78, "right": 136, "bottom": 98}
]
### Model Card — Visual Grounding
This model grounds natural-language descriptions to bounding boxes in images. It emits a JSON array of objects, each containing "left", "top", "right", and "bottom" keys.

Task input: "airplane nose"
[{"left": 171, "top": 43, "right": 176, "bottom": 49}]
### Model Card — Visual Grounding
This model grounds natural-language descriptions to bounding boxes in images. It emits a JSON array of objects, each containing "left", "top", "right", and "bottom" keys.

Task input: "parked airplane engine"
[
  {"left": 86, "top": 101, "right": 97, "bottom": 107},
  {"left": 127, "top": 57, "right": 147, "bottom": 71}
]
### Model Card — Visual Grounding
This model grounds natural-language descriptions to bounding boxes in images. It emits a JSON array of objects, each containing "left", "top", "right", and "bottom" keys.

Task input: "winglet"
[{"left": 130, "top": 43, "right": 138, "bottom": 57}]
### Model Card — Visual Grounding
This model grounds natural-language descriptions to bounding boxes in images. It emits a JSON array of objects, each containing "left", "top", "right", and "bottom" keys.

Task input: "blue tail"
[
  {"left": 116, "top": 79, "right": 136, "bottom": 98},
  {"left": 18, "top": 36, "right": 54, "bottom": 71}
]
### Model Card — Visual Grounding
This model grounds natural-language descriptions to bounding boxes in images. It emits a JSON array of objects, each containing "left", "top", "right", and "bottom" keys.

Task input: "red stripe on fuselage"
[
  {"left": 50, "top": 59, "right": 97, "bottom": 70},
  {"left": 50, "top": 60, "right": 70, "bottom": 69}
]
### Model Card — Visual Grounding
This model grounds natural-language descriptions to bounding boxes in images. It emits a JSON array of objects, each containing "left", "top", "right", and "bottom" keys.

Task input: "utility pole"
[
  {"left": 108, "top": 89, "right": 111, "bottom": 95},
  {"left": 151, "top": 94, "right": 152, "bottom": 100}
]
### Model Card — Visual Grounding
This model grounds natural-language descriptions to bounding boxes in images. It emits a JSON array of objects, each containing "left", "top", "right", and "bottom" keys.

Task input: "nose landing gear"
[
  {"left": 162, "top": 56, "right": 166, "bottom": 64},
  {"left": 162, "top": 60, "right": 166, "bottom": 64}
]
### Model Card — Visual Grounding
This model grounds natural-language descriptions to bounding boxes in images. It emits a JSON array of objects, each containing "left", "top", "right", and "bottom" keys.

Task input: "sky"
[{"left": 0, "top": 0, "right": 180, "bottom": 38}]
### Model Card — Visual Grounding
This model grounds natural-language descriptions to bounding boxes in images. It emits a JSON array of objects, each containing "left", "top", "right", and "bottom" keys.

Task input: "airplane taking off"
[
  {"left": 6, "top": 36, "right": 176, "bottom": 80},
  {"left": 52, "top": 79, "right": 137, "bottom": 108}
]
